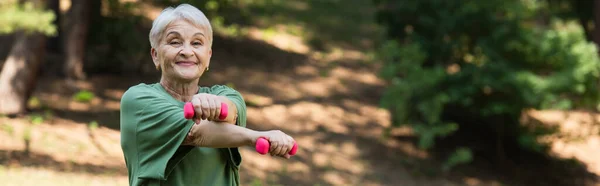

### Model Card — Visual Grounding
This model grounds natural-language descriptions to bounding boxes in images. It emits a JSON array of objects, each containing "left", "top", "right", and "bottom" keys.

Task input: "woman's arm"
[
  {"left": 182, "top": 120, "right": 257, "bottom": 147},
  {"left": 182, "top": 120, "right": 295, "bottom": 158}
]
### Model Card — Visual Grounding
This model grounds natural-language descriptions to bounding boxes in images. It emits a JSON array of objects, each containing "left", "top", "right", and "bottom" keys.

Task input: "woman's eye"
[
  {"left": 169, "top": 41, "right": 181, "bottom": 45},
  {"left": 192, "top": 41, "right": 202, "bottom": 46}
]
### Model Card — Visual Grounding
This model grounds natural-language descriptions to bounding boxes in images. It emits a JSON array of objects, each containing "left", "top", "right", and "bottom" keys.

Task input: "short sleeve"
[
  {"left": 120, "top": 85, "right": 195, "bottom": 181},
  {"left": 206, "top": 85, "right": 248, "bottom": 168}
]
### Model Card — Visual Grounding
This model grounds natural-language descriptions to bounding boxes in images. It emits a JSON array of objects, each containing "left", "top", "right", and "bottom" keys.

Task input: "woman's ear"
[
  {"left": 206, "top": 49, "right": 212, "bottom": 67},
  {"left": 151, "top": 48, "right": 159, "bottom": 67}
]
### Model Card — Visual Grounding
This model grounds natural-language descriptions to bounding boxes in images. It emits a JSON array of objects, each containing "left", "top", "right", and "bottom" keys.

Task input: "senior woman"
[{"left": 119, "top": 4, "right": 295, "bottom": 186}]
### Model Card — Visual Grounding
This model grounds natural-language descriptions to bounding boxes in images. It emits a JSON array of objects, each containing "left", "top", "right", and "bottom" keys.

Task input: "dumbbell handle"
[{"left": 183, "top": 102, "right": 298, "bottom": 156}]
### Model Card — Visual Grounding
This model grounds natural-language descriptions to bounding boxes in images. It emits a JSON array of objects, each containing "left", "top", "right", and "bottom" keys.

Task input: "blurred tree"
[
  {"left": 63, "top": 0, "right": 91, "bottom": 81},
  {"left": 374, "top": 0, "right": 600, "bottom": 168},
  {"left": 84, "top": 0, "right": 151, "bottom": 75},
  {"left": 546, "top": 0, "right": 600, "bottom": 53},
  {"left": 595, "top": 0, "right": 600, "bottom": 50},
  {"left": 45, "top": 0, "right": 60, "bottom": 53},
  {"left": 0, "top": 0, "right": 56, "bottom": 115}
]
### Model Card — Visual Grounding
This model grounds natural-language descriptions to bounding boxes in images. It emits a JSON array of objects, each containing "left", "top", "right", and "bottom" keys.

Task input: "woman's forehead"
[{"left": 164, "top": 19, "right": 208, "bottom": 36}]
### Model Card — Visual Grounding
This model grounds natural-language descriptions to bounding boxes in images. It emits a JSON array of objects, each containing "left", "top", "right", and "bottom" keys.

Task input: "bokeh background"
[{"left": 2, "top": 0, "right": 600, "bottom": 185}]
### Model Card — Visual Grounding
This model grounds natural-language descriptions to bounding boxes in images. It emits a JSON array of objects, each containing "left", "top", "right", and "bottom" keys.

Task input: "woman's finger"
[
  {"left": 274, "top": 137, "right": 286, "bottom": 156},
  {"left": 208, "top": 97, "right": 218, "bottom": 121},
  {"left": 192, "top": 96, "right": 203, "bottom": 121},
  {"left": 200, "top": 95, "right": 209, "bottom": 120},
  {"left": 269, "top": 140, "right": 279, "bottom": 156},
  {"left": 214, "top": 97, "right": 222, "bottom": 121}
]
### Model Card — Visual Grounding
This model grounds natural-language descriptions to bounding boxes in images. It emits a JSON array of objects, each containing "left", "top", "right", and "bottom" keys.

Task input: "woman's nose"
[{"left": 179, "top": 44, "right": 194, "bottom": 58}]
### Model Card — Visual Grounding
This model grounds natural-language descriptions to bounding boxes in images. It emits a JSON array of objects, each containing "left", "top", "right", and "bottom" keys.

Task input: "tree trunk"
[
  {"left": 594, "top": 0, "right": 600, "bottom": 53},
  {"left": 63, "top": 0, "right": 90, "bottom": 80},
  {"left": 46, "top": 0, "right": 60, "bottom": 54},
  {"left": 0, "top": 32, "right": 46, "bottom": 115}
]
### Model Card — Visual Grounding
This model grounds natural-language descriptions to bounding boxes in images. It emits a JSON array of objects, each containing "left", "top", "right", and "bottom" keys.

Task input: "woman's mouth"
[{"left": 175, "top": 61, "right": 197, "bottom": 66}]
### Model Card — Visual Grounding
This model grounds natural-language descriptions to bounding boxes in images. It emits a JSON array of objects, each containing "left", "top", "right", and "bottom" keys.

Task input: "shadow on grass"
[
  {"left": 428, "top": 121, "right": 599, "bottom": 186},
  {"left": 239, "top": 91, "right": 600, "bottom": 186},
  {"left": 230, "top": 0, "right": 384, "bottom": 52},
  {"left": 0, "top": 150, "right": 125, "bottom": 175}
]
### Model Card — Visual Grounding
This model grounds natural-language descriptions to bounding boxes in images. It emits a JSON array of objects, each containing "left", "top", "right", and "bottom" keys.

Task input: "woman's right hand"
[
  {"left": 191, "top": 93, "right": 223, "bottom": 122},
  {"left": 258, "top": 130, "right": 295, "bottom": 159}
]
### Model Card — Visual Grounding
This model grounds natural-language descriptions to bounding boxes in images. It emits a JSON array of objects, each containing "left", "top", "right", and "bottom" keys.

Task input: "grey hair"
[{"left": 149, "top": 4, "right": 213, "bottom": 49}]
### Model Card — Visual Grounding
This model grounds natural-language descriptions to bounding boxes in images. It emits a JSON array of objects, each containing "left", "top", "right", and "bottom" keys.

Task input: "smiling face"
[{"left": 152, "top": 19, "right": 212, "bottom": 82}]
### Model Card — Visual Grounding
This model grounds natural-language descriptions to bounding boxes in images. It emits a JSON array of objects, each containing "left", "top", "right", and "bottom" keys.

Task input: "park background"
[{"left": 2, "top": 0, "right": 600, "bottom": 185}]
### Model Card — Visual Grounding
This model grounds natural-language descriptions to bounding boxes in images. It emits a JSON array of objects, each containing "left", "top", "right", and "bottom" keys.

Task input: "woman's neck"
[{"left": 159, "top": 77, "right": 199, "bottom": 102}]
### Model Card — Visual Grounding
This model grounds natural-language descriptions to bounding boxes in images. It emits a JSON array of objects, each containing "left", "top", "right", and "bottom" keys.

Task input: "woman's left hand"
[{"left": 191, "top": 93, "right": 223, "bottom": 122}]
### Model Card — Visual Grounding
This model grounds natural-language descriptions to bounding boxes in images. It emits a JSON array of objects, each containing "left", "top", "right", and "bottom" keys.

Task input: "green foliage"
[
  {"left": 44, "top": 109, "right": 54, "bottom": 122},
  {"left": 27, "top": 96, "right": 42, "bottom": 109},
  {"left": 226, "top": 82, "right": 236, "bottom": 89},
  {"left": 1, "top": 123, "right": 14, "bottom": 136},
  {"left": 442, "top": 147, "right": 473, "bottom": 172},
  {"left": 88, "top": 121, "right": 99, "bottom": 131},
  {"left": 73, "top": 90, "right": 95, "bottom": 103},
  {"left": 250, "top": 179, "right": 264, "bottom": 186},
  {"left": 374, "top": 0, "right": 600, "bottom": 169},
  {"left": 0, "top": 1, "right": 56, "bottom": 36},
  {"left": 23, "top": 125, "right": 32, "bottom": 142},
  {"left": 29, "top": 114, "right": 44, "bottom": 125}
]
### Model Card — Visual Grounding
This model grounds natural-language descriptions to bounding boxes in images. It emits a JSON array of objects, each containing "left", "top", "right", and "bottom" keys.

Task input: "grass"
[
  {"left": 88, "top": 121, "right": 99, "bottom": 131},
  {"left": 72, "top": 90, "right": 95, "bottom": 103},
  {"left": 0, "top": 166, "right": 128, "bottom": 186},
  {"left": 1, "top": 123, "right": 14, "bottom": 136}
]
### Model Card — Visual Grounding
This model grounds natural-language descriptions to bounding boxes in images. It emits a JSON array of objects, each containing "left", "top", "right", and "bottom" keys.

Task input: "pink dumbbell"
[
  {"left": 183, "top": 102, "right": 228, "bottom": 120},
  {"left": 183, "top": 102, "right": 298, "bottom": 156},
  {"left": 255, "top": 137, "right": 298, "bottom": 156}
]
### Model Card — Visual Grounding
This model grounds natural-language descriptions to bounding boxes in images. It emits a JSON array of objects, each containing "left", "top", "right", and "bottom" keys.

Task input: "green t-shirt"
[{"left": 120, "top": 83, "right": 247, "bottom": 186}]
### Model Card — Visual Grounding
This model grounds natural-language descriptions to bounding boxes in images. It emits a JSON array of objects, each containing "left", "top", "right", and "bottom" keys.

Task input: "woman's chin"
[{"left": 174, "top": 69, "right": 201, "bottom": 80}]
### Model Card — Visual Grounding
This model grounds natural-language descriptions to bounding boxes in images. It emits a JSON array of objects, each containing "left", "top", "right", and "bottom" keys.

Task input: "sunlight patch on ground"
[
  {"left": 248, "top": 27, "right": 310, "bottom": 54},
  {"left": 241, "top": 95, "right": 437, "bottom": 185},
  {"left": 527, "top": 110, "right": 600, "bottom": 137},
  {"left": 0, "top": 117, "right": 126, "bottom": 173},
  {"left": 462, "top": 177, "right": 503, "bottom": 186},
  {"left": 0, "top": 166, "right": 127, "bottom": 186},
  {"left": 243, "top": 92, "right": 274, "bottom": 107},
  {"left": 526, "top": 109, "right": 600, "bottom": 176},
  {"left": 241, "top": 95, "right": 395, "bottom": 185},
  {"left": 385, "top": 140, "right": 429, "bottom": 160},
  {"left": 313, "top": 48, "right": 369, "bottom": 63},
  {"left": 104, "top": 89, "right": 125, "bottom": 100},
  {"left": 239, "top": 137, "right": 376, "bottom": 186},
  {"left": 297, "top": 80, "right": 332, "bottom": 97},
  {"left": 36, "top": 91, "right": 121, "bottom": 112},
  {"left": 329, "top": 67, "right": 385, "bottom": 86},
  {"left": 294, "top": 65, "right": 319, "bottom": 76},
  {"left": 223, "top": 64, "right": 384, "bottom": 102}
]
